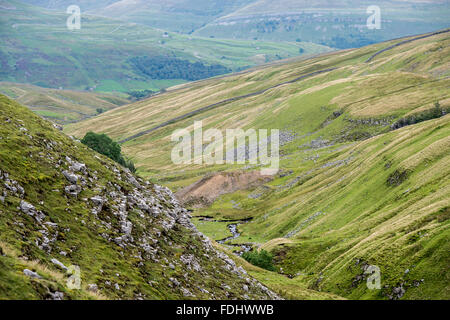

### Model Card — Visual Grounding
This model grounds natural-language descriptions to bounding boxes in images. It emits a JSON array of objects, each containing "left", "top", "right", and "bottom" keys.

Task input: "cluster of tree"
[
  {"left": 242, "top": 249, "right": 276, "bottom": 271},
  {"left": 129, "top": 56, "right": 230, "bottom": 81},
  {"left": 391, "top": 102, "right": 448, "bottom": 130},
  {"left": 256, "top": 21, "right": 280, "bottom": 33},
  {"left": 322, "top": 35, "right": 376, "bottom": 49},
  {"left": 127, "top": 89, "right": 158, "bottom": 101},
  {"left": 81, "top": 132, "right": 136, "bottom": 173}
]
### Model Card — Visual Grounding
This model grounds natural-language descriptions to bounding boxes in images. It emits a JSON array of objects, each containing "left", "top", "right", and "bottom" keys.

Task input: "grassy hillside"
[
  {"left": 0, "top": 0, "right": 329, "bottom": 93},
  {"left": 20, "top": 0, "right": 256, "bottom": 32},
  {"left": 0, "top": 94, "right": 306, "bottom": 300},
  {"left": 0, "top": 82, "right": 129, "bottom": 124},
  {"left": 195, "top": 0, "right": 450, "bottom": 48},
  {"left": 66, "top": 30, "right": 450, "bottom": 299},
  {"left": 98, "top": 0, "right": 256, "bottom": 33},
  {"left": 21, "top": 0, "right": 450, "bottom": 48}
]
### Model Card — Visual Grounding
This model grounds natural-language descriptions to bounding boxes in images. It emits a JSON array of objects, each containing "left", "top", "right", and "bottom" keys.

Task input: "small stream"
[
  {"left": 217, "top": 223, "right": 253, "bottom": 254},
  {"left": 217, "top": 223, "right": 240, "bottom": 243},
  {"left": 197, "top": 216, "right": 253, "bottom": 255}
]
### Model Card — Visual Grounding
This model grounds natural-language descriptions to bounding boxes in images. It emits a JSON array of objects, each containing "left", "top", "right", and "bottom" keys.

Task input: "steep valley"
[
  {"left": 65, "top": 30, "right": 450, "bottom": 300},
  {"left": 0, "top": 95, "right": 292, "bottom": 299}
]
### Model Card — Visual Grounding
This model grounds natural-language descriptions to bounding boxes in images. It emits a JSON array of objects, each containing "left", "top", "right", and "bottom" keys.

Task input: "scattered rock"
[
  {"left": 52, "top": 123, "right": 63, "bottom": 131},
  {"left": 392, "top": 286, "right": 405, "bottom": 299},
  {"left": 48, "top": 291, "right": 64, "bottom": 300},
  {"left": 87, "top": 284, "right": 98, "bottom": 292},
  {"left": 51, "top": 258, "right": 68, "bottom": 271},
  {"left": 127, "top": 175, "right": 141, "bottom": 188},
  {"left": 200, "top": 288, "right": 210, "bottom": 294},
  {"left": 62, "top": 171, "right": 78, "bottom": 184},
  {"left": 180, "top": 254, "right": 202, "bottom": 272},
  {"left": 69, "top": 162, "right": 86, "bottom": 173},
  {"left": 20, "top": 200, "right": 35, "bottom": 215},
  {"left": 169, "top": 277, "right": 180, "bottom": 286},
  {"left": 65, "top": 185, "right": 82, "bottom": 197},
  {"left": 120, "top": 221, "right": 133, "bottom": 236},
  {"left": 90, "top": 196, "right": 105, "bottom": 208},
  {"left": 23, "top": 269, "right": 41, "bottom": 279},
  {"left": 181, "top": 288, "right": 194, "bottom": 297}
]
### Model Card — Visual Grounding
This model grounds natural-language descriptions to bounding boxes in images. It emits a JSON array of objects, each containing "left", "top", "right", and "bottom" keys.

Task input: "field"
[
  {"left": 0, "top": 0, "right": 330, "bottom": 93},
  {"left": 195, "top": 0, "right": 450, "bottom": 48},
  {"left": 20, "top": 0, "right": 450, "bottom": 49},
  {"left": 66, "top": 30, "right": 450, "bottom": 299},
  {"left": 0, "top": 82, "right": 129, "bottom": 123},
  {"left": 20, "top": 0, "right": 257, "bottom": 33}
]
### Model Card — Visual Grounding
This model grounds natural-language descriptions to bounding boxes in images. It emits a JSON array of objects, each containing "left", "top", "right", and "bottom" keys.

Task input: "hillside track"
[
  {"left": 366, "top": 28, "right": 450, "bottom": 63},
  {"left": 119, "top": 67, "right": 338, "bottom": 144},
  {"left": 118, "top": 29, "right": 450, "bottom": 144}
]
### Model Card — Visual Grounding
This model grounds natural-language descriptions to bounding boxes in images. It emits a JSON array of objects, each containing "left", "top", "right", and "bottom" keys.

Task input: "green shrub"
[
  {"left": 81, "top": 132, "right": 136, "bottom": 173},
  {"left": 129, "top": 56, "right": 230, "bottom": 81},
  {"left": 119, "top": 158, "right": 136, "bottom": 174},
  {"left": 242, "top": 249, "right": 276, "bottom": 271},
  {"left": 127, "top": 89, "right": 157, "bottom": 101},
  {"left": 387, "top": 169, "right": 409, "bottom": 186},
  {"left": 391, "top": 102, "right": 449, "bottom": 130}
]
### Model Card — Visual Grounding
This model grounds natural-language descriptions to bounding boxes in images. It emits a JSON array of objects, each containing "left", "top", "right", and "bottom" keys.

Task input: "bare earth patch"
[{"left": 176, "top": 170, "right": 274, "bottom": 208}]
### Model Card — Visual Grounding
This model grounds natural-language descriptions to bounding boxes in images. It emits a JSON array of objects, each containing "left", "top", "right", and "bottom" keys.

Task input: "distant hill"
[
  {"left": 0, "top": 0, "right": 328, "bottom": 93},
  {"left": 19, "top": 0, "right": 256, "bottom": 32},
  {"left": 19, "top": 0, "right": 450, "bottom": 48},
  {"left": 195, "top": 0, "right": 450, "bottom": 48}
]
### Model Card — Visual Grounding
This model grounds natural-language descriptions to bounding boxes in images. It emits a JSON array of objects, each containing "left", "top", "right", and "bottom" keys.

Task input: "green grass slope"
[
  {"left": 195, "top": 0, "right": 450, "bottom": 48},
  {"left": 20, "top": 0, "right": 256, "bottom": 33},
  {"left": 65, "top": 30, "right": 450, "bottom": 299},
  {"left": 241, "top": 115, "right": 449, "bottom": 300},
  {"left": 0, "top": 94, "right": 292, "bottom": 300},
  {"left": 0, "top": 82, "right": 129, "bottom": 124},
  {"left": 20, "top": 0, "right": 450, "bottom": 48},
  {"left": 0, "top": 0, "right": 329, "bottom": 93},
  {"left": 66, "top": 30, "right": 450, "bottom": 175}
]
